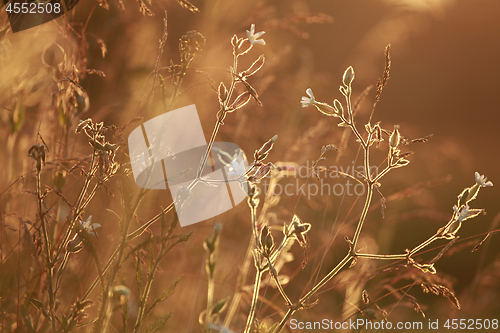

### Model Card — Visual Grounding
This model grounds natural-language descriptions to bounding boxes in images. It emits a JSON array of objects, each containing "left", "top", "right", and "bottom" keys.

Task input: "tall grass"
[{"left": 0, "top": 1, "right": 498, "bottom": 333}]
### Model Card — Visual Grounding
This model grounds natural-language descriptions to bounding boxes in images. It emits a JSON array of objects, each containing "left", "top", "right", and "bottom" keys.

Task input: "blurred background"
[{"left": 1, "top": 0, "right": 499, "bottom": 332}]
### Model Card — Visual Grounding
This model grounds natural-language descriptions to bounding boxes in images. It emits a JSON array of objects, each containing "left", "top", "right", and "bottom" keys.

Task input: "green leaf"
[
  {"left": 211, "top": 297, "right": 228, "bottom": 316},
  {"left": 26, "top": 297, "right": 43, "bottom": 310}
]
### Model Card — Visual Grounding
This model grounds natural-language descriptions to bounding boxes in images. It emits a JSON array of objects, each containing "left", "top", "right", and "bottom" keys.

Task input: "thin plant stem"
[
  {"left": 36, "top": 170, "right": 57, "bottom": 332},
  {"left": 267, "top": 259, "right": 291, "bottom": 306},
  {"left": 225, "top": 174, "right": 279, "bottom": 328},
  {"left": 205, "top": 266, "right": 215, "bottom": 332},
  {"left": 133, "top": 232, "right": 167, "bottom": 332},
  {"left": 96, "top": 184, "right": 148, "bottom": 332},
  {"left": 350, "top": 184, "right": 373, "bottom": 254},
  {"left": 243, "top": 268, "right": 264, "bottom": 333},
  {"left": 52, "top": 145, "right": 97, "bottom": 264},
  {"left": 356, "top": 253, "right": 407, "bottom": 260}
]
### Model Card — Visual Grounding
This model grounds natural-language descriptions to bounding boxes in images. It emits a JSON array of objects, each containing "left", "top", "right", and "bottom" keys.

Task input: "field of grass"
[{"left": 1, "top": 0, "right": 499, "bottom": 332}]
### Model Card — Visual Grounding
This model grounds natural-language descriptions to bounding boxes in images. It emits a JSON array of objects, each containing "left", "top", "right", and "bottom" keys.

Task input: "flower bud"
[
  {"left": 28, "top": 144, "right": 46, "bottom": 172},
  {"left": 110, "top": 285, "right": 130, "bottom": 304},
  {"left": 249, "top": 162, "right": 272, "bottom": 182},
  {"left": 389, "top": 125, "right": 400, "bottom": 148},
  {"left": 466, "top": 184, "right": 480, "bottom": 202},
  {"left": 230, "top": 91, "right": 251, "bottom": 111},
  {"left": 218, "top": 82, "right": 228, "bottom": 104},
  {"left": 342, "top": 66, "right": 355, "bottom": 86},
  {"left": 254, "top": 135, "right": 277, "bottom": 161},
  {"left": 260, "top": 225, "right": 275, "bottom": 255},
  {"left": 287, "top": 215, "right": 311, "bottom": 247},
  {"left": 333, "top": 99, "right": 343, "bottom": 116}
]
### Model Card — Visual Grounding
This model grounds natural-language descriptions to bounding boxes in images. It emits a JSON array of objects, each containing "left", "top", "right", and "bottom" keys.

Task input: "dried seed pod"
[
  {"left": 230, "top": 91, "right": 251, "bottom": 111},
  {"left": 248, "top": 162, "right": 272, "bottom": 183},
  {"left": 389, "top": 125, "right": 401, "bottom": 149}
]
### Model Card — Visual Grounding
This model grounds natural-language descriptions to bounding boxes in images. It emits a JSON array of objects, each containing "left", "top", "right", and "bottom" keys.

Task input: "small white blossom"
[
  {"left": 246, "top": 24, "right": 266, "bottom": 46},
  {"left": 79, "top": 216, "right": 101, "bottom": 237},
  {"left": 475, "top": 172, "right": 493, "bottom": 187},
  {"left": 301, "top": 88, "right": 315, "bottom": 108},
  {"left": 227, "top": 159, "right": 246, "bottom": 178},
  {"left": 453, "top": 205, "right": 469, "bottom": 222},
  {"left": 110, "top": 285, "right": 130, "bottom": 304}
]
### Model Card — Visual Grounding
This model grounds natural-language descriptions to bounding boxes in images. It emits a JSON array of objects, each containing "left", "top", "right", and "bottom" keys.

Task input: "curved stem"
[{"left": 351, "top": 184, "right": 373, "bottom": 253}]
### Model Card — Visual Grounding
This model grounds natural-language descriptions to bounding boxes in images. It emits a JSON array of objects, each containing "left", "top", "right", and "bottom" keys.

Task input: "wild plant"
[
  {"left": 0, "top": 5, "right": 496, "bottom": 333},
  {"left": 221, "top": 46, "right": 495, "bottom": 333}
]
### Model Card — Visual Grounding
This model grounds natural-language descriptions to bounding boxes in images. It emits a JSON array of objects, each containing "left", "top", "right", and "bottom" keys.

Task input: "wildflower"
[
  {"left": 246, "top": 24, "right": 266, "bottom": 46},
  {"left": 301, "top": 88, "right": 315, "bottom": 108},
  {"left": 110, "top": 285, "right": 130, "bottom": 304},
  {"left": 67, "top": 216, "right": 101, "bottom": 253},
  {"left": 475, "top": 172, "right": 493, "bottom": 187},
  {"left": 286, "top": 215, "right": 311, "bottom": 247},
  {"left": 227, "top": 159, "right": 246, "bottom": 178},
  {"left": 79, "top": 216, "right": 101, "bottom": 237},
  {"left": 453, "top": 205, "right": 469, "bottom": 222},
  {"left": 453, "top": 204, "right": 483, "bottom": 223}
]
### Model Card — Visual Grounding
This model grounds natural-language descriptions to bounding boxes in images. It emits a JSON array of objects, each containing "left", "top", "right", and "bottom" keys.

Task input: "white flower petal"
[
  {"left": 247, "top": 24, "right": 265, "bottom": 46},
  {"left": 475, "top": 172, "right": 494, "bottom": 187},
  {"left": 475, "top": 171, "right": 481, "bottom": 183},
  {"left": 253, "top": 31, "right": 265, "bottom": 39},
  {"left": 301, "top": 88, "right": 315, "bottom": 107},
  {"left": 83, "top": 216, "right": 92, "bottom": 228},
  {"left": 306, "top": 88, "right": 314, "bottom": 99}
]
